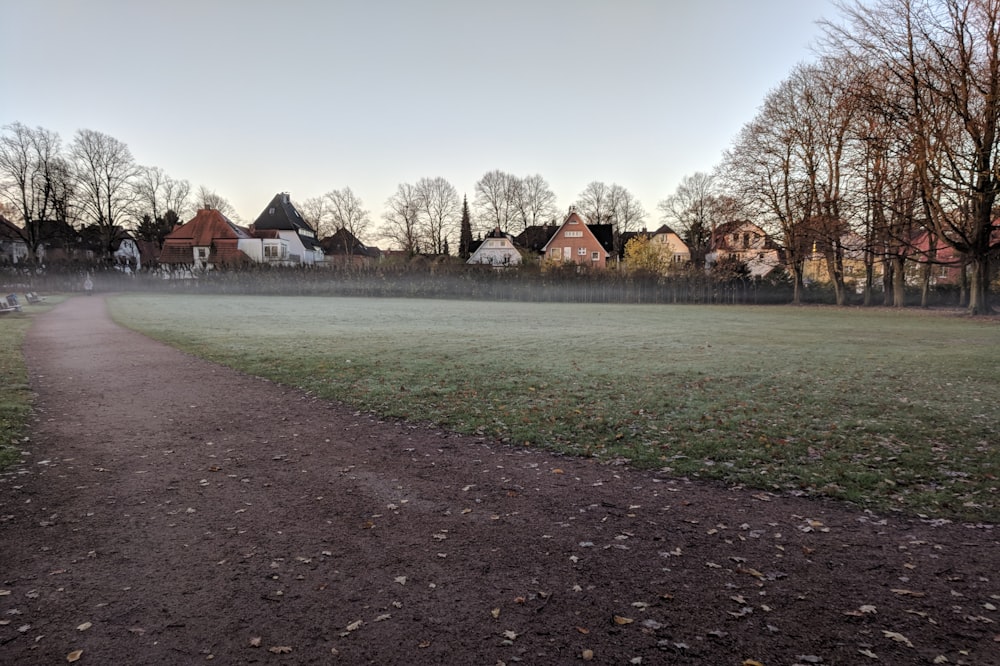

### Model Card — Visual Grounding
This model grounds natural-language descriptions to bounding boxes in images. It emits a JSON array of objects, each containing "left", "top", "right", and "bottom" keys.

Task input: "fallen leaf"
[
  {"left": 613, "top": 615, "right": 634, "bottom": 625},
  {"left": 576, "top": 626, "right": 590, "bottom": 634},
  {"left": 418, "top": 640, "right": 431, "bottom": 648},
  {"left": 742, "top": 660, "right": 764, "bottom": 666},
  {"left": 882, "top": 630, "right": 914, "bottom": 648},
  {"left": 859, "top": 648, "right": 879, "bottom": 659},
  {"left": 490, "top": 608, "right": 500, "bottom": 619},
  {"left": 737, "top": 566, "right": 765, "bottom": 579},
  {"left": 0, "top": 590, "right": 9, "bottom": 596},
  {"left": 374, "top": 614, "right": 391, "bottom": 622},
  {"left": 394, "top": 576, "right": 407, "bottom": 585},
  {"left": 67, "top": 650, "right": 83, "bottom": 663},
  {"left": 502, "top": 629, "right": 518, "bottom": 640},
  {"left": 76, "top": 622, "right": 92, "bottom": 631},
  {"left": 582, "top": 649, "right": 594, "bottom": 661},
  {"left": 268, "top": 646, "right": 292, "bottom": 654},
  {"left": 551, "top": 468, "right": 564, "bottom": 474},
  {"left": 249, "top": 636, "right": 261, "bottom": 647},
  {"left": 345, "top": 620, "right": 363, "bottom": 632},
  {"left": 890, "top": 589, "right": 925, "bottom": 598}
]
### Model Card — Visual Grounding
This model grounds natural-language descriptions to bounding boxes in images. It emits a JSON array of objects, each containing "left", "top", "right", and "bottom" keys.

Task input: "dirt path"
[{"left": 1, "top": 296, "right": 998, "bottom": 665}]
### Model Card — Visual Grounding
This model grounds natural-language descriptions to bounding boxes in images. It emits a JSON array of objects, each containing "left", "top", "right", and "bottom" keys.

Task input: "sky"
[{"left": 2, "top": 0, "right": 836, "bottom": 242}]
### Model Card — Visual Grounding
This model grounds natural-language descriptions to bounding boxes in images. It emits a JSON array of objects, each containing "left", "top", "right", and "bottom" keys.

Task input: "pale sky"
[{"left": 2, "top": 0, "right": 834, "bottom": 241}]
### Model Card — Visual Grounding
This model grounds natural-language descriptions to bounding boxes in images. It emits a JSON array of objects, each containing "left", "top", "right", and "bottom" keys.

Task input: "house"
[
  {"left": 34, "top": 220, "right": 91, "bottom": 264},
  {"left": 320, "top": 227, "right": 381, "bottom": 267},
  {"left": 650, "top": 224, "right": 691, "bottom": 265},
  {"left": 802, "top": 231, "right": 868, "bottom": 286},
  {"left": 159, "top": 208, "right": 256, "bottom": 269},
  {"left": 0, "top": 216, "right": 29, "bottom": 264},
  {"left": 540, "top": 208, "right": 614, "bottom": 268},
  {"left": 467, "top": 227, "right": 523, "bottom": 267},
  {"left": 250, "top": 193, "right": 324, "bottom": 265},
  {"left": 706, "top": 220, "right": 781, "bottom": 277}
]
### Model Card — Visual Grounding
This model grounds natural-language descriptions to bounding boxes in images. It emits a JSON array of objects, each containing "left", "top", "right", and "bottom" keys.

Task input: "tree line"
[
  {"left": 672, "top": 0, "right": 1000, "bottom": 315},
  {"left": 0, "top": 125, "right": 651, "bottom": 267},
  {"left": 3, "top": 1, "right": 998, "bottom": 314}
]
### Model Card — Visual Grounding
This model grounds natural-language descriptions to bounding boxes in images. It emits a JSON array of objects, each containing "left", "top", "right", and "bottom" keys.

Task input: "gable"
[{"left": 252, "top": 193, "right": 321, "bottom": 250}]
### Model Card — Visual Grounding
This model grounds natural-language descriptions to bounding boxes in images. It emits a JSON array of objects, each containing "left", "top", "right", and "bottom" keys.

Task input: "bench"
[
  {"left": 1, "top": 293, "right": 22, "bottom": 314},
  {"left": 24, "top": 292, "right": 45, "bottom": 304}
]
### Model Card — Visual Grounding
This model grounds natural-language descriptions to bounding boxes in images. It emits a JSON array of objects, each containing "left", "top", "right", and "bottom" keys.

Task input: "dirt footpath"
[{"left": 1, "top": 296, "right": 998, "bottom": 665}]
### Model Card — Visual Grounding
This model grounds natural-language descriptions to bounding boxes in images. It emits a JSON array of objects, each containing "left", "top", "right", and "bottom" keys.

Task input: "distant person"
[{"left": 83, "top": 275, "right": 93, "bottom": 295}]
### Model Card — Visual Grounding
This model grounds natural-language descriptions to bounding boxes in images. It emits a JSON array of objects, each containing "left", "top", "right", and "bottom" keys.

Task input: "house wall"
[
  {"left": 544, "top": 217, "right": 608, "bottom": 268},
  {"left": 468, "top": 238, "right": 522, "bottom": 266},
  {"left": 652, "top": 232, "right": 690, "bottom": 263}
]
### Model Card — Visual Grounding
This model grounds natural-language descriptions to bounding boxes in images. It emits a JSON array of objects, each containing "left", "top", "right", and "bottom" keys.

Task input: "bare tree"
[
  {"left": 607, "top": 183, "right": 647, "bottom": 252},
  {"left": 0, "top": 122, "right": 71, "bottom": 261},
  {"left": 658, "top": 172, "right": 720, "bottom": 268},
  {"left": 721, "top": 79, "right": 815, "bottom": 303},
  {"left": 381, "top": 183, "right": 422, "bottom": 255},
  {"left": 575, "top": 181, "right": 613, "bottom": 225},
  {"left": 298, "top": 195, "right": 332, "bottom": 238},
  {"left": 824, "top": 0, "right": 1000, "bottom": 314},
  {"left": 132, "top": 166, "right": 191, "bottom": 247},
  {"left": 324, "top": 186, "right": 372, "bottom": 260},
  {"left": 474, "top": 169, "right": 520, "bottom": 234},
  {"left": 71, "top": 129, "right": 138, "bottom": 260},
  {"left": 513, "top": 173, "right": 558, "bottom": 230},
  {"left": 194, "top": 185, "right": 237, "bottom": 219},
  {"left": 415, "top": 176, "right": 460, "bottom": 255}
]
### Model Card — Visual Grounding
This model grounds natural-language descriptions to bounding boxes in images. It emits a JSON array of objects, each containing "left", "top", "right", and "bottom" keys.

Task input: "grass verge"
[
  {"left": 109, "top": 294, "right": 1000, "bottom": 522},
  {"left": 0, "top": 297, "right": 61, "bottom": 469}
]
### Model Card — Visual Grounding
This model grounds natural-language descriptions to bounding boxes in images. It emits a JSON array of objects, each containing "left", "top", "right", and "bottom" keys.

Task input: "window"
[
  {"left": 565, "top": 230, "right": 583, "bottom": 238},
  {"left": 578, "top": 247, "right": 587, "bottom": 256},
  {"left": 196, "top": 247, "right": 208, "bottom": 259},
  {"left": 264, "top": 244, "right": 280, "bottom": 259},
  {"left": 591, "top": 251, "right": 600, "bottom": 261},
  {"left": 743, "top": 232, "right": 751, "bottom": 247},
  {"left": 550, "top": 248, "right": 560, "bottom": 257},
  {"left": 569, "top": 219, "right": 579, "bottom": 224}
]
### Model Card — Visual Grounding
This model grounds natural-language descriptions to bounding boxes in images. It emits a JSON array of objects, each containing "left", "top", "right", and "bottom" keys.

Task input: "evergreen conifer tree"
[{"left": 459, "top": 195, "right": 473, "bottom": 259}]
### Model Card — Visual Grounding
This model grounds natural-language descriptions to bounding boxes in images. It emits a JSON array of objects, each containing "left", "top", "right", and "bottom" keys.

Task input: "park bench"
[
  {"left": 1, "top": 293, "right": 22, "bottom": 314},
  {"left": 24, "top": 292, "right": 45, "bottom": 304}
]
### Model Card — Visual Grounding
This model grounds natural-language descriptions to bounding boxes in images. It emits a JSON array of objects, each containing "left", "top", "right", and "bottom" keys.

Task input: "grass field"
[
  {"left": 0, "top": 297, "right": 63, "bottom": 468},
  {"left": 106, "top": 294, "right": 1000, "bottom": 522}
]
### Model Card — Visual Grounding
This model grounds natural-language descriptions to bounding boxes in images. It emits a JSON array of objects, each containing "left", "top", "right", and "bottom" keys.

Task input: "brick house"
[{"left": 540, "top": 208, "right": 614, "bottom": 268}]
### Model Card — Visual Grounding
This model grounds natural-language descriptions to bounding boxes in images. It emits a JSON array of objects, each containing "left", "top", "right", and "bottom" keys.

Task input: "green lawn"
[{"left": 106, "top": 294, "right": 1000, "bottom": 521}]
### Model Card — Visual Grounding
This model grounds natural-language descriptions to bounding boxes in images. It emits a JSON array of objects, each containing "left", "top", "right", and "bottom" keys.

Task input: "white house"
[
  {"left": 468, "top": 228, "right": 522, "bottom": 267},
  {"left": 250, "top": 193, "right": 324, "bottom": 265}
]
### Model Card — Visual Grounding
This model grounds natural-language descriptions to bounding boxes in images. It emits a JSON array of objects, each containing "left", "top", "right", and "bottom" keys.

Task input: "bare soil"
[{"left": 1, "top": 296, "right": 998, "bottom": 665}]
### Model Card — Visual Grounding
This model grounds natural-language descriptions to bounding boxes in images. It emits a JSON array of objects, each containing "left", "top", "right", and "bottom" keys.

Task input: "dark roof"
[
  {"left": 652, "top": 224, "right": 680, "bottom": 236},
  {"left": 588, "top": 223, "right": 615, "bottom": 254},
  {"left": 251, "top": 193, "right": 322, "bottom": 251},
  {"left": 319, "top": 227, "right": 380, "bottom": 257},
  {"left": 513, "top": 224, "right": 558, "bottom": 252},
  {"left": 0, "top": 216, "right": 24, "bottom": 242}
]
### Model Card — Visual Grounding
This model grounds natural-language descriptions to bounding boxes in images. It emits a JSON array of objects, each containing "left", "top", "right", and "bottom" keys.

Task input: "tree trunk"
[
  {"left": 863, "top": 258, "right": 874, "bottom": 307},
  {"left": 966, "top": 256, "right": 991, "bottom": 315},
  {"left": 891, "top": 255, "right": 906, "bottom": 308}
]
